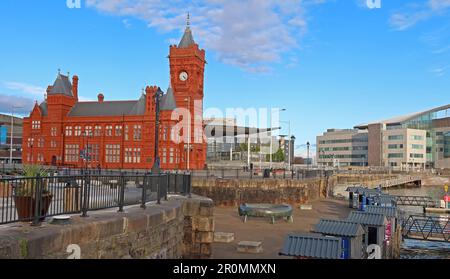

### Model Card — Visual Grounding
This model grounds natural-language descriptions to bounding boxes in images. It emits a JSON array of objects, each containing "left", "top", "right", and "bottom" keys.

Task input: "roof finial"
[
  {"left": 58, "top": 68, "right": 61, "bottom": 75},
  {"left": 187, "top": 12, "right": 190, "bottom": 28}
]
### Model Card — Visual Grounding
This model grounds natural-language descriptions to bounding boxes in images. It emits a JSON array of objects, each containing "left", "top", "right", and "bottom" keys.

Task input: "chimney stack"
[
  {"left": 72, "top": 75, "right": 79, "bottom": 100},
  {"left": 98, "top": 93, "right": 104, "bottom": 103},
  {"left": 46, "top": 85, "right": 53, "bottom": 96}
]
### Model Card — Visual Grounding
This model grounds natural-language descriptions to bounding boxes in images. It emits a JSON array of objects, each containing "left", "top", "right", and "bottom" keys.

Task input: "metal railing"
[
  {"left": 191, "top": 168, "right": 334, "bottom": 180},
  {"left": 0, "top": 172, "right": 191, "bottom": 226},
  {"left": 402, "top": 215, "right": 450, "bottom": 242},
  {"left": 394, "top": 195, "right": 436, "bottom": 207}
]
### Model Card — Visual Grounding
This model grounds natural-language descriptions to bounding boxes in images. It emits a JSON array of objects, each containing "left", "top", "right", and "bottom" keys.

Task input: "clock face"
[{"left": 179, "top": 71, "right": 188, "bottom": 81}]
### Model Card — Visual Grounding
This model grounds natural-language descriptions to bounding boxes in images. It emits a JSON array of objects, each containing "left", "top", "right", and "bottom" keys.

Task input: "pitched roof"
[
  {"left": 39, "top": 101, "right": 48, "bottom": 116},
  {"left": 160, "top": 87, "right": 177, "bottom": 111},
  {"left": 178, "top": 27, "right": 196, "bottom": 48},
  {"left": 68, "top": 100, "right": 143, "bottom": 117},
  {"left": 314, "top": 219, "right": 365, "bottom": 237},
  {"left": 365, "top": 206, "right": 398, "bottom": 218},
  {"left": 49, "top": 74, "right": 73, "bottom": 97},
  {"left": 279, "top": 234, "right": 342, "bottom": 259},
  {"left": 129, "top": 94, "right": 147, "bottom": 115},
  {"left": 347, "top": 211, "right": 386, "bottom": 227}
]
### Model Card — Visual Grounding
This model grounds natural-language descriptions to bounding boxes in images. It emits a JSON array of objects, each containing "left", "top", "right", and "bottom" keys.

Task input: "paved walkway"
[{"left": 212, "top": 198, "right": 351, "bottom": 259}]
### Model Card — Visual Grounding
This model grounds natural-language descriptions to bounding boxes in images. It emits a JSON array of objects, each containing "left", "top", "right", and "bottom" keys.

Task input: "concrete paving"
[{"left": 211, "top": 198, "right": 352, "bottom": 259}]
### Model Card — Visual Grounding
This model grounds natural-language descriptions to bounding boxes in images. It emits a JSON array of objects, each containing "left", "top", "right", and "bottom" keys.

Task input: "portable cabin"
[
  {"left": 279, "top": 233, "right": 342, "bottom": 259},
  {"left": 365, "top": 205, "right": 401, "bottom": 256},
  {"left": 313, "top": 219, "right": 365, "bottom": 259},
  {"left": 347, "top": 211, "right": 387, "bottom": 256},
  {"left": 373, "top": 194, "right": 397, "bottom": 207}
]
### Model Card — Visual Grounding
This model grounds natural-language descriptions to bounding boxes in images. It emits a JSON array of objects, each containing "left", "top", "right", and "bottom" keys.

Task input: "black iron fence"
[{"left": 0, "top": 172, "right": 191, "bottom": 226}]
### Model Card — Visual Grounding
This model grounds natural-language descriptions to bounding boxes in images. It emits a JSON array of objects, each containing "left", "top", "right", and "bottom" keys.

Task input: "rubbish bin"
[{"left": 64, "top": 181, "right": 81, "bottom": 212}]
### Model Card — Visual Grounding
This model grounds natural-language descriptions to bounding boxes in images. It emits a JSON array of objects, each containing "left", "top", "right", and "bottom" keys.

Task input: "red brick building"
[{"left": 22, "top": 20, "right": 206, "bottom": 170}]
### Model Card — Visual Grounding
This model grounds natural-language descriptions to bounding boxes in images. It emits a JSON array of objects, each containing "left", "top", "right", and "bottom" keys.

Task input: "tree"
[{"left": 266, "top": 148, "right": 285, "bottom": 162}]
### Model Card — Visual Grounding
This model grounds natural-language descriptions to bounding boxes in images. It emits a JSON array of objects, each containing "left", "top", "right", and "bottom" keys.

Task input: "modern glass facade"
[{"left": 392, "top": 106, "right": 450, "bottom": 166}]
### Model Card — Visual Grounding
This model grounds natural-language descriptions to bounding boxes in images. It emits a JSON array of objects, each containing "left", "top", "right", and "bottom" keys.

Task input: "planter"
[{"left": 14, "top": 194, "right": 53, "bottom": 221}]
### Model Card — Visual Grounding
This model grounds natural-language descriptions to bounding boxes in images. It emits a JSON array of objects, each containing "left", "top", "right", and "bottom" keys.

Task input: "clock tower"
[{"left": 169, "top": 14, "right": 206, "bottom": 169}]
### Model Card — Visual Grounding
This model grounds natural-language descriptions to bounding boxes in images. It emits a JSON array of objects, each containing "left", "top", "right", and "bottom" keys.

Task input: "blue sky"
[{"left": 0, "top": 0, "right": 449, "bottom": 156}]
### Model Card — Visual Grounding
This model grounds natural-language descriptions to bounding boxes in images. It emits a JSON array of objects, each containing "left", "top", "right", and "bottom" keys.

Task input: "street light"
[
  {"left": 184, "top": 97, "right": 191, "bottom": 170},
  {"left": 10, "top": 106, "right": 23, "bottom": 164},
  {"left": 306, "top": 141, "right": 310, "bottom": 170}
]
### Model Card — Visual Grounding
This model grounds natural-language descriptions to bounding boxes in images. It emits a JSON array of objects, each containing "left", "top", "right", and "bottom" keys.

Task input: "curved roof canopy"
[{"left": 355, "top": 104, "right": 450, "bottom": 129}]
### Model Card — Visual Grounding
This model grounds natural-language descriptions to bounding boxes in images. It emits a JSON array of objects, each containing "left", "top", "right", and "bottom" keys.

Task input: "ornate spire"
[
  {"left": 187, "top": 12, "right": 190, "bottom": 28},
  {"left": 178, "top": 13, "right": 195, "bottom": 48}
]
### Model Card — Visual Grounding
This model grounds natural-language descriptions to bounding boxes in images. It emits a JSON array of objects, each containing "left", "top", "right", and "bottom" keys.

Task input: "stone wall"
[
  {"left": 0, "top": 195, "right": 214, "bottom": 259},
  {"left": 192, "top": 178, "right": 324, "bottom": 207},
  {"left": 192, "top": 174, "right": 400, "bottom": 207}
]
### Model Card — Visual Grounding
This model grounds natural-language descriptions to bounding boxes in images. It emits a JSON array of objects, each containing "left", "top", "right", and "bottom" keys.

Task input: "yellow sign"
[{"left": 445, "top": 185, "right": 448, "bottom": 192}]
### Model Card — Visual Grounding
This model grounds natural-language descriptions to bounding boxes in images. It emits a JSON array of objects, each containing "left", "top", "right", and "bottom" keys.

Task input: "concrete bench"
[
  {"left": 300, "top": 204, "right": 313, "bottom": 210},
  {"left": 237, "top": 241, "right": 263, "bottom": 254},
  {"left": 214, "top": 232, "right": 235, "bottom": 243}
]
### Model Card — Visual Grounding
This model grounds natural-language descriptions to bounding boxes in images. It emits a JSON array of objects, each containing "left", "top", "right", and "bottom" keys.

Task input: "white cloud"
[
  {"left": 0, "top": 94, "right": 35, "bottom": 114},
  {"left": 430, "top": 66, "right": 447, "bottom": 77},
  {"left": 390, "top": 0, "right": 450, "bottom": 31},
  {"left": 122, "top": 18, "right": 132, "bottom": 28},
  {"left": 2, "top": 81, "right": 46, "bottom": 97},
  {"left": 85, "top": 0, "right": 327, "bottom": 72},
  {"left": 429, "top": 0, "right": 450, "bottom": 11}
]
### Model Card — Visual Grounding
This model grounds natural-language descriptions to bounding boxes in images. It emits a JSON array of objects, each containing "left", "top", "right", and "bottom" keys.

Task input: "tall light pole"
[
  {"left": 10, "top": 106, "right": 23, "bottom": 164},
  {"left": 184, "top": 97, "right": 191, "bottom": 170},
  {"left": 269, "top": 108, "right": 272, "bottom": 169},
  {"left": 307, "top": 141, "right": 310, "bottom": 170}
]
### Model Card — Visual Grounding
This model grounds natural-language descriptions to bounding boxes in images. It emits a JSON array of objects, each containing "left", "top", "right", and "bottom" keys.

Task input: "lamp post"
[
  {"left": 184, "top": 97, "right": 191, "bottom": 170},
  {"left": 153, "top": 88, "right": 164, "bottom": 173},
  {"left": 306, "top": 141, "right": 310, "bottom": 170},
  {"left": 9, "top": 106, "right": 23, "bottom": 164},
  {"left": 82, "top": 131, "right": 93, "bottom": 173}
]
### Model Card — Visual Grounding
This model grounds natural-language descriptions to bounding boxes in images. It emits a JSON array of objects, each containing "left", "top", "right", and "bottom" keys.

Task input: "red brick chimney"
[
  {"left": 46, "top": 85, "right": 53, "bottom": 96},
  {"left": 72, "top": 75, "right": 79, "bottom": 100},
  {"left": 98, "top": 93, "right": 104, "bottom": 103}
]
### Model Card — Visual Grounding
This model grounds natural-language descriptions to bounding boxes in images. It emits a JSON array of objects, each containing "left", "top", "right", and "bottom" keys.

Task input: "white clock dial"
[{"left": 179, "top": 71, "right": 188, "bottom": 81}]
